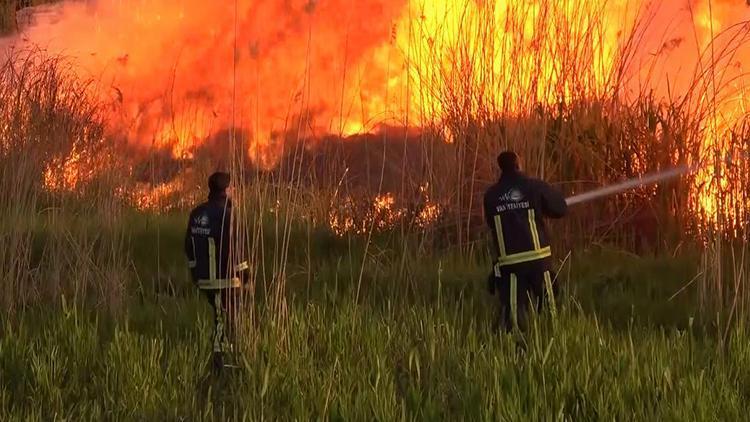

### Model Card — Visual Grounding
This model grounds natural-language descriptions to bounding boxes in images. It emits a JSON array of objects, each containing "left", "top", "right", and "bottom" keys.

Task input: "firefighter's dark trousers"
[
  {"left": 202, "top": 289, "right": 241, "bottom": 353},
  {"left": 489, "top": 265, "right": 559, "bottom": 333}
]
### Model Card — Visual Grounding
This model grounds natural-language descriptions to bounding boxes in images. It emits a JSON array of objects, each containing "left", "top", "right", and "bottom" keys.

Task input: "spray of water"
[{"left": 565, "top": 165, "right": 694, "bottom": 206}]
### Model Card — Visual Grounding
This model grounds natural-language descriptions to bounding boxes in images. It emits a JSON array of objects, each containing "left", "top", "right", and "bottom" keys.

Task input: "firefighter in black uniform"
[
  {"left": 484, "top": 151, "right": 567, "bottom": 332},
  {"left": 184, "top": 171, "right": 242, "bottom": 371}
]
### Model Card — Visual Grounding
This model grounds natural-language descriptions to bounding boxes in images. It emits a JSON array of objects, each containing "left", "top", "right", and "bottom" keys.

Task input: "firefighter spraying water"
[
  {"left": 484, "top": 152, "right": 567, "bottom": 333},
  {"left": 484, "top": 151, "right": 694, "bottom": 333}
]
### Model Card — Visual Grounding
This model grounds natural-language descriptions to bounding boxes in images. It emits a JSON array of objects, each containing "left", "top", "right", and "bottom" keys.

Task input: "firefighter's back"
[
  {"left": 186, "top": 199, "right": 232, "bottom": 283},
  {"left": 484, "top": 172, "right": 557, "bottom": 270},
  {"left": 484, "top": 151, "right": 567, "bottom": 331}
]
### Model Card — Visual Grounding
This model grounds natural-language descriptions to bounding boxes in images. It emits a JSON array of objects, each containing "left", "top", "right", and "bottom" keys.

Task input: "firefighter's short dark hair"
[
  {"left": 497, "top": 151, "right": 519, "bottom": 172},
  {"left": 208, "top": 172, "right": 231, "bottom": 193}
]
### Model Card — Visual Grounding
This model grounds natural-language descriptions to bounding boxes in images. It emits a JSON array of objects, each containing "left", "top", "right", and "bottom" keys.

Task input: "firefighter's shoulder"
[
  {"left": 187, "top": 202, "right": 204, "bottom": 217},
  {"left": 483, "top": 183, "right": 501, "bottom": 206},
  {"left": 523, "top": 175, "right": 548, "bottom": 192}
]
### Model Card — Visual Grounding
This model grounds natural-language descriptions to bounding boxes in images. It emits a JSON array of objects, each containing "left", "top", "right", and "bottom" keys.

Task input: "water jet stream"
[{"left": 565, "top": 165, "right": 694, "bottom": 206}]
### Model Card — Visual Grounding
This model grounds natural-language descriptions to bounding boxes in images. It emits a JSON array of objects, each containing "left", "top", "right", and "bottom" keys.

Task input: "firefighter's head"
[
  {"left": 208, "top": 171, "right": 231, "bottom": 198},
  {"left": 497, "top": 151, "right": 520, "bottom": 174}
]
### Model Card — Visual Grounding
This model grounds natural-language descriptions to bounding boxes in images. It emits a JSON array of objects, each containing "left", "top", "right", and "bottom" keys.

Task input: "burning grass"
[
  {"left": 2, "top": 1, "right": 748, "bottom": 238},
  {"left": 0, "top": 3, "right": 748, "bottom": 312}
]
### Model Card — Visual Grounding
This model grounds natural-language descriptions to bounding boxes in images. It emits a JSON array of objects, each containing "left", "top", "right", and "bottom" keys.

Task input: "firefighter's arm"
[
  {"left": 482, "top": 191, "right": 494, "bottom": 228},
  {"left": 483, "top": 192, "right": 501, "bottom": 261},
  {"left": 538, "top": 180, "right": 568, "bottom": 218}
]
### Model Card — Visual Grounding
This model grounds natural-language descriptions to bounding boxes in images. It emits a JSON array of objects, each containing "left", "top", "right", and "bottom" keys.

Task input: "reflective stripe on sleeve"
[
  {"left": 198, "top": 278, "right": 242, "bottom": 290},
  {"left": 528, "top": 209, "right": 541, "bottom": 250},
  {"left": 493, "top": 215, "right": 507, "bottom": 257}
]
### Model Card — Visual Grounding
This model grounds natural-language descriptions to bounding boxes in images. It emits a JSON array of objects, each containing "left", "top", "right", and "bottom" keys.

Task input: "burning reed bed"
[
  {"left": 1, "top": 1, "right": 750, "bottom": 419},
  {"left": 0, "top": 64, "right": 748, "bottom": 420},
  {"left": 0, "top": 50, "right": 130, "bottom": 317}
]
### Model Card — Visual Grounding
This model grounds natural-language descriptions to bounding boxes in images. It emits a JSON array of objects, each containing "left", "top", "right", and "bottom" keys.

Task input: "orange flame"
[
  {"left": 5, "top": 1, "right": 645, "bottom": 160},
  {"left": 328, "top": 187, "right": 441, "bottom": 235},
  {"left": 6, "top": 1, "right": 750, "bottom": 228}
]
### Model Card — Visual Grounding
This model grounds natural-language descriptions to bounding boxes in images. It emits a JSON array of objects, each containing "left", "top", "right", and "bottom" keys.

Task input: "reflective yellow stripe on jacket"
[
  {"left": 494, "top": 208, "right": 550, "bottom": 268},
  {"left": 528, "top": 209, "right": 541, "bottom": 250},
  {"left": 208, "top": 238, "right": 217, "bottom": 280},
  {"left": 498, "top": 246, "right": 552, "bottom": 266},
  {"left": 493, "top": 215, "right": 507, "bottom": 257}
]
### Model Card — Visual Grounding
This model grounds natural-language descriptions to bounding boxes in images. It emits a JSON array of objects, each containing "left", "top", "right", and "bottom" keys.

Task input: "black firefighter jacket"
[
  {"left": 184, "top": 195, "right": 232, "bottom": 285},
  {"left": 483, "top": 170, "right": 567, "bottom": 275}
]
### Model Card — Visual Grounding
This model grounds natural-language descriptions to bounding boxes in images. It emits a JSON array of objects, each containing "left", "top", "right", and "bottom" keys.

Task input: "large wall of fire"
[{"left": 2, "top": 1, "right": 749, "bottom": 227}]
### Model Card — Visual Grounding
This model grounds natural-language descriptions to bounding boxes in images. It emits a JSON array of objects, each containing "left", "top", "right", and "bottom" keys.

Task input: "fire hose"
[{"left": 564, "top": 165, "right": 695, "bottom": 206}]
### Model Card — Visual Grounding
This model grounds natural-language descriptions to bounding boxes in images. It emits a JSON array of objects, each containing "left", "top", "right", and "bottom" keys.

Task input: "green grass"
[
  {"left": 2, "top": 278, "right": 749, "bottom": 420},
  {"left": 2, "top": 213, "right": 747, "bottom": 420}
]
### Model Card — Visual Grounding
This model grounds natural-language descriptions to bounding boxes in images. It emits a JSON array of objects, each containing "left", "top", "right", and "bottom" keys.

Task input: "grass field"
[{"left": 1, "top": 213, "right": 748, "bottom": 420}]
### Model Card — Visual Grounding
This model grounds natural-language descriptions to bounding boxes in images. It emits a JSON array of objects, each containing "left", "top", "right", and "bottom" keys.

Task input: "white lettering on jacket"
[
  {"left": 495, "top": 201, "right": 530, "bottom": 213},
  {"left": 191, "top": 227, "right": 211, "bottom": 235}
]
